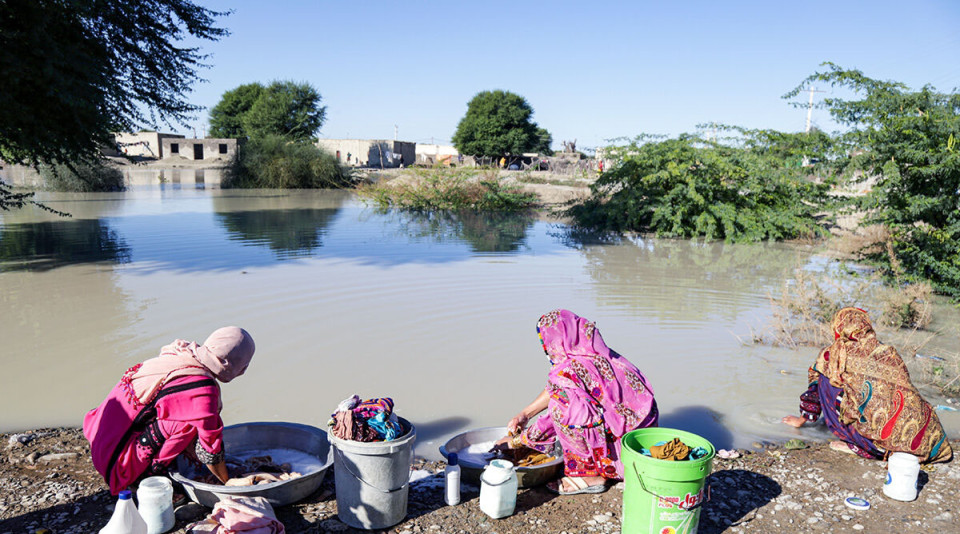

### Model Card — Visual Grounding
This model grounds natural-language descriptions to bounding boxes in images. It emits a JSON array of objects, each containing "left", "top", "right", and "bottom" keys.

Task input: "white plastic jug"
[
  {"left": 100, "top": 490, "right": 148, "bottom": 534},
  {"left": 883, "top": 452, "right": 920, "bottom": 501},
  {"left": 479, "top": 459, "right": 517, "bottom": 519},
  {"left": 136, "top": 477, "right": 175, "bottom": 534}
]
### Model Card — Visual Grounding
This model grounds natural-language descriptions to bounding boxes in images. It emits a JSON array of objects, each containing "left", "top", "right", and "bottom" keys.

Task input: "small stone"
[
  {"left": 37, "top": 453, "right": 79, "bottom": 464},
  {"left": 593, "top": 515, "right": 610, "bottom": 523},
  {"left": 853, "top": 525, "right": 864, "bottom": 530},
  {"left": 933, "top": 512, "right": 953, "bottom": 522},
  {"left": 806, "top": 517, "right": 819, "bottom": 524},
  {"left": 430, "top": 526, "right": 441, "bottom": 531}
]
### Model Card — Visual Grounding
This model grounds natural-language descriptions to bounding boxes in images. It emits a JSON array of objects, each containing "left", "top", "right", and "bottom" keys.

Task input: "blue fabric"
[{"left": 366, "top": 411, "right": 402, "bottom": 441}]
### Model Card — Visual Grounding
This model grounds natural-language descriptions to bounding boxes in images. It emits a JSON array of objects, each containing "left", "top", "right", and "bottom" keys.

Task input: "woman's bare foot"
[{"left": 781, "top": 415, "right": 806, "bottom": 428}]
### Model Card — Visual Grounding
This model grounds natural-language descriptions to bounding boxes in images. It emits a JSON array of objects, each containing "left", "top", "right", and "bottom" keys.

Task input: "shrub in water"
[
  {"left": 223, "top": 134, "right": 351, "bottom": 189},
  {"left": 38, "top": 160, "right": 125, "bottom": 192}
]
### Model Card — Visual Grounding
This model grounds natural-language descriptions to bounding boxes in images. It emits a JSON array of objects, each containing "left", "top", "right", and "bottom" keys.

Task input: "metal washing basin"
[
  {"left": 439, "top": 426, "right": 562, "bottom": 488},
  {"left": 171, "top": 421, "right": 333, "bottom": 508}
]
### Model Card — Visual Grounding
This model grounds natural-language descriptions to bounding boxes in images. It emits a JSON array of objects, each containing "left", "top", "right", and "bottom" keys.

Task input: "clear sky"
[{"left": 179, "top": 1, "right": 960, "bottom": 150}]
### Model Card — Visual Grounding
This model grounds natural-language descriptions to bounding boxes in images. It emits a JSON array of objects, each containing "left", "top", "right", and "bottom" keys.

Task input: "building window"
[
  {"left": 170, "top": 143, "right": 179, "bottom": 154},
  {"left": 219, "top": 143, "right": 228, "bottom": 154}
]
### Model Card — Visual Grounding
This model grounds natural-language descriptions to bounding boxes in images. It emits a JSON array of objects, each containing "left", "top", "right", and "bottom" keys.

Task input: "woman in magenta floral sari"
[{"left": 498, "top": 310, "right": 658, "bottom": 494}]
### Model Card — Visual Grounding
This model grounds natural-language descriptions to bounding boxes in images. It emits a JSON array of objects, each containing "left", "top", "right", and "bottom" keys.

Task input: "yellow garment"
[{"left": 650, "top": 438, "right": 690, "bottom": 461}]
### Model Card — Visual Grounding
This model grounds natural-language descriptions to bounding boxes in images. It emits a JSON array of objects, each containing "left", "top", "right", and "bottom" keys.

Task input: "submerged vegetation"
[
  {"left": 357, "top": 168, "right": 539, "bottom": 211},
  {"left": 222, "top": 135, "right": 352, "bottom": 189}
]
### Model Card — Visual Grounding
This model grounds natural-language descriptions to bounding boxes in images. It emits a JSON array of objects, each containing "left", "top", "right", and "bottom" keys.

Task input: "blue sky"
[{"left": 179, "top": 1, "right": 960, "bottom": 150}]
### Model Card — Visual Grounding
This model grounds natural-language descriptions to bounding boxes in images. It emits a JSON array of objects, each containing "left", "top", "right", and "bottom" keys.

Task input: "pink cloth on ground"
[
  {"left": 83, "top": 375, "right": 223, "bottom": 494},
  {"left": 521, "top": 309, "right": 658, "bottom": 479},
  {"left": 188, "top": 496, "right": 285, "bottom": 533}
]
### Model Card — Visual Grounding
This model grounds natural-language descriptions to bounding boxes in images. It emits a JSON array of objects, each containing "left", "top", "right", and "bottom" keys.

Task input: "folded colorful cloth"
[{"left": 188, "top": 496, "right": 285, "bottom": 533}]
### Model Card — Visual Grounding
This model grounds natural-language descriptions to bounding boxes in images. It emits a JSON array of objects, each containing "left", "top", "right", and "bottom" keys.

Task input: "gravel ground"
[{"left": 1, "top": 429, "right": 957, "bottom": 533}]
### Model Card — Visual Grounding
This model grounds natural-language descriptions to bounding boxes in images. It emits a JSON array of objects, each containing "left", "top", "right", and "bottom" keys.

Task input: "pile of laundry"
[
  {"left": 328, "top": 395, "right": 404, "bottom": 442},
  {"left": 639, "top": 438, "right": 710, "bottom": 461},
  {"left": 196, "top": 455, "right": 302, "bottom": 486},
  {"left": 188, "top": 496, "right": 284, "bottom": 533}
]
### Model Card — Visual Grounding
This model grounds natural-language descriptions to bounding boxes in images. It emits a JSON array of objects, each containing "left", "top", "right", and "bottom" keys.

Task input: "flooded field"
[{"left": 1, "top": 187, "right": 956, "bottom": 457}]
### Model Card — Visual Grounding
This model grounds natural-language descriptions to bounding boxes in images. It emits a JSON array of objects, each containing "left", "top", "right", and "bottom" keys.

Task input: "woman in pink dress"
[
  {"left": 498, "top": 310, "right": 658, "bottom": 494},
  {"left": 83, "top": 326, "right": 255, "bottom": 494}
]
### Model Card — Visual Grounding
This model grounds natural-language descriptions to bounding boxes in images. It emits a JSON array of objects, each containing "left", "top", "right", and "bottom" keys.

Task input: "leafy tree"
[
  {"left": 208, "top": 83, "right": 264, "bottom": 138},
  {"left": 568, "top": 132, "right": 832, "bottom": 242},
  {"left": 786, "top": 63, "right": 960, "bottom": 299},
  {"left": 209, "top": 81, "right": 326, "bottom": 141},
  {"left": 533, "top": 127, "right": 554, "bottom": 155},
  {"left": 0, "top": 0, "right": 227, "bottom": 168},
  {"left": 452, "top": 90, "right": 552, "bottom": 157},
  {"left": 38, "top": 161, "right": 125, "bottom": 192}
]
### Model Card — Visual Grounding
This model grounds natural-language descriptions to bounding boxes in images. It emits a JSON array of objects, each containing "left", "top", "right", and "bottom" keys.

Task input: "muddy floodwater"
[{"left": 1, "top": 187, "right": 957, "bottom": 457}]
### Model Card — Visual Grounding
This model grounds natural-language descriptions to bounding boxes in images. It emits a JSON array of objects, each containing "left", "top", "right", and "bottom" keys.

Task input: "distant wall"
[
  {"left": 113, "top": 132, "right": 185, "bottom": 159},
  {"left": 317, "top": 139, "right": 416, "bottom": 168},
  {"left": 161, "top": 138, "right": 238, "bottom": 162}
]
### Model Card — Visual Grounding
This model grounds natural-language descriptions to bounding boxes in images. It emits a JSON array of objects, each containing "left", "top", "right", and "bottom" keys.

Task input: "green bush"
[
  {"left": 357, "top": 168, "right": 539, "bottom": 211},
  {"left": 568, "top": 133, "right": 832, "bottom": 241},
  {"left": 222, "top": 134, "right": 351, "bottom": 189},
  {"left": 38, "top": 161, "right": 125, "bottom": 192}
]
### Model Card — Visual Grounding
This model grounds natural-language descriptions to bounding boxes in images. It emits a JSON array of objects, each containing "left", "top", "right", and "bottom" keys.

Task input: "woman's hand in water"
[
  {"left": 507, "top": 413, "right": 529, "bottom": 435},
  {"left": 781, "top": 415, "right": 806, "bottom": 428},
  {"left": 492, "top": 434, "right": 515, "bottom": 451}
]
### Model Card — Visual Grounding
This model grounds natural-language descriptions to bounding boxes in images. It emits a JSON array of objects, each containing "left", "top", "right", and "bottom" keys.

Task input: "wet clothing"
[
  {"left": 800, "top": 374, "right": 883, "bottom": 459},
  {"left": 799, "top": 308, "right": 951, "bottom": 463},
  {"left": 521, "top": 310, "right": 658, "bottom": 479}
]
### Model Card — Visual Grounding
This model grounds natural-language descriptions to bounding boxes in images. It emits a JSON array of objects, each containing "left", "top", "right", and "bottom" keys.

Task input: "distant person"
[
  {"left": 398, "top": 153, "right": 404, "bottom": 168},
  {"left": 496, "top": 310, "right": 658, "bottom": 495},
  {"left": 782, "top": 308, "right": 951, "bottom": 463},
  {"left": 83, "top": 327, "right": 256, "bottom": 494},
  {"left": 347, "top": 152, "right": 352, "bottom": 163},
  {"left": 598, "top": 160, "right": 604, "bottom": 173},
  {"left": 499, "top": 156, "right": 506, "bottom": 168}
]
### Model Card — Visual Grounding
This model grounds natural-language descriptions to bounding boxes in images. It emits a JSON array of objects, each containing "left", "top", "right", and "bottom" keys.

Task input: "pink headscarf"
[
  {"left": 127, "top": 326, "right": 255, "bottom": 405},
  {"left": 538, "top": 310, "right": 657, "bottom": 436}
]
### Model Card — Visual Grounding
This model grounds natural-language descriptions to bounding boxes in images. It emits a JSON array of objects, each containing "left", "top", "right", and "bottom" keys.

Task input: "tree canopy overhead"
[
  {"left": 452, "top": 90, "right": 552, "bottom": 157},
  {"left": 0, "top": 0, "right": 228, "bottom": 167},
  {"left": 208, "top": 81, "right": 326, "bottom": 141}
]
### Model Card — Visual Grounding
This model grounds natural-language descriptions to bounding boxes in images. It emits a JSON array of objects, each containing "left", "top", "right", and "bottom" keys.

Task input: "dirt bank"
[{"left": 2, "top": 429, "right": 957, "bottom": 533}]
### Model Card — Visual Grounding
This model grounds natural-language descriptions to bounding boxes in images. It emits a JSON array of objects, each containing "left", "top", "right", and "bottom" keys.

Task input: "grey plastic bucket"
[{"left": 328, "top": 418, "right": 416, "bottom": 530}]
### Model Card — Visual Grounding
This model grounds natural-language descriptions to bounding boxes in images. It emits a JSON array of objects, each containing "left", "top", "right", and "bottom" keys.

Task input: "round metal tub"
[
  {"left": 439, "top": 426, "right": 562, "bottom": 488},
  {"left": 171, "top": 422, "right": 333, "bottom": 508}
]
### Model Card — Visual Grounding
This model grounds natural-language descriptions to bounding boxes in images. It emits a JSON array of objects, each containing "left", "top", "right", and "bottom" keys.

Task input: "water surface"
[{"left": 1, "top": 188, "right": 956, "bottom": 457}]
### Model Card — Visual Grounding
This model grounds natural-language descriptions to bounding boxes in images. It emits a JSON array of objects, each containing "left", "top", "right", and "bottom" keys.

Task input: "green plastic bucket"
[{"left": 621, "top": 428, "right": 715, "bottom": 534}]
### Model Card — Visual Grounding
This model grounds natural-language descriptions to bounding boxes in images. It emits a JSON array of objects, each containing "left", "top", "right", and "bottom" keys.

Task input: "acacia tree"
[
  {"left": 452, "top": 90, "right": 552, "bottom": 157},
  {"left": 208, "top": 81, "right": 326, "bottom": 141},
  {"left": 0, "top": 0, "right": 227, "bottom": 209},
  {"left": 786, "top": 63, "right": 960, "bottom": 298}
]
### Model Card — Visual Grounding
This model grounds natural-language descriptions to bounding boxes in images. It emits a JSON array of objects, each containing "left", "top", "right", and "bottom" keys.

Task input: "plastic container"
[
  {"left": 621, "top": 428, "right": 715, "bottom": 534},
  {"left": 328, "top": 418, "right": 416, "bottom": 530},
  {"left": 136, "top": 477, "right": 175, "bottom": 534},
  {"left": 479, "top": 459, "right": 517, "bottom": 519},
  {"left": 883, "top": 452, "right": 920, "bottom": 501},
  {"left": 445, "top": 452, "right": 461, "bottom": 506},
  {"left": 99, "top": 490, "right": 148, "bottom": 534}
]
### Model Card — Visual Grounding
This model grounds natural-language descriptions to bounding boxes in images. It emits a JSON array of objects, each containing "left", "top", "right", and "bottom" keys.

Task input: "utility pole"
[
  {"left": 805, "top": 87, "right": 826, "bottom": 133},
  {"left": 395, "top": 125, "right": 398, "bottom": 141}
]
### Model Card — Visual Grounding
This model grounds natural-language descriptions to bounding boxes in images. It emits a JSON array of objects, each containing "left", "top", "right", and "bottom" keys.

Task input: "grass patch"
[
  {"left": 356, "top": 168, "right": 539, "bottom": 211},
  {"left": 38, "top": 160, "right": 125, "bottom": 192}
]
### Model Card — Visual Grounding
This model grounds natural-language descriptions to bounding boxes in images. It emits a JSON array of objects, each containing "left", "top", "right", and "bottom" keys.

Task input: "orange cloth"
[{"left": 649, "top": 438, "right": 690, "bottom": 461}]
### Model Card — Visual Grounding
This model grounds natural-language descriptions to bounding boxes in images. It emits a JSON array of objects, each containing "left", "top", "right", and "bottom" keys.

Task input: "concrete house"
[
  {"left": 316, "top": 139, "right": 415, "bottom": 168},
  {"left": 161, "top": 138, "right": 238, "bottom": 162},
  {"left": 415, "top": 144, "right": 460, "bottom": 165},
  {"left": 111, "top": 132, "right": 185, "bottom": 159}
]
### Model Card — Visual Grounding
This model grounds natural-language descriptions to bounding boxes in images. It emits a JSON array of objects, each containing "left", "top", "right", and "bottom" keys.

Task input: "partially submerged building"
[
  {"left": 111, "top": 132, "right": 185, "bottom": 159},
  {"left": 316, "top": 139, "right": 415, "bottom": 168},
  {"left": 161, "top": 138, "right": 238, "bottom": 162}
]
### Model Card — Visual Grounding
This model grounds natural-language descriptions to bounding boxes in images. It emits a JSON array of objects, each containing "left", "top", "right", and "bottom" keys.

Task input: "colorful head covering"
[
  {"left": 811, "top": 308, "right": 951, "bottom": 463},
  {"left": 537, "top": 309, "right": 657, "bottom": 436},
  {"left": 126, "top": 326, "right": 255, "bottom": 405}
]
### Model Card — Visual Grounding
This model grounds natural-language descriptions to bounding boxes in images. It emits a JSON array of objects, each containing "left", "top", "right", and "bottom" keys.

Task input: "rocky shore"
[{"left": 1, "top": 429, "right": 957, "bottom": 533}]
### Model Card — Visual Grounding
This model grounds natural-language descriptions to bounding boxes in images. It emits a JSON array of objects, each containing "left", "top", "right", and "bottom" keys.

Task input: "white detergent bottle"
[
  {"left": 444, "top": 452, "right": 461, "bottom": 505},
  {"left": 479, "top": 459, "right": 517, "bottom": 519},
  {"left": 100, "top": 490, "right": 148, "bottom": 534}
]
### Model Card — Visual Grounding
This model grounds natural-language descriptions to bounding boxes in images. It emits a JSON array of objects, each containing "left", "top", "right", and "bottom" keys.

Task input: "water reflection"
[
  {"left": 215, "top": 208, "right": 342, "bottom": 258},
  {"left": 565, "top": 234, "right": 808, "bottom": 325},
  {"left": 388, "top": 210, "right": 536, "bottom": 253},
  {"left": 0, "top": 219, "right": 131, "bottom": 271}
]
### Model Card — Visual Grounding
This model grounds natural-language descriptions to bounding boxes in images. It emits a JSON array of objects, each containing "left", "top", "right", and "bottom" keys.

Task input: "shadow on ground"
[{"left": 697, "top": 469, "right": 782, "bottom": 533}]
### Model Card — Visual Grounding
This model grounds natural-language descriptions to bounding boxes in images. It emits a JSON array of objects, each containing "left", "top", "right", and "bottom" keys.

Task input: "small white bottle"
[
  {"left": 100, "top": 490, "right": 148, "bottom": 534},
  {"left": 444, "top": 452, "right": 461, "bottom": 506}
]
